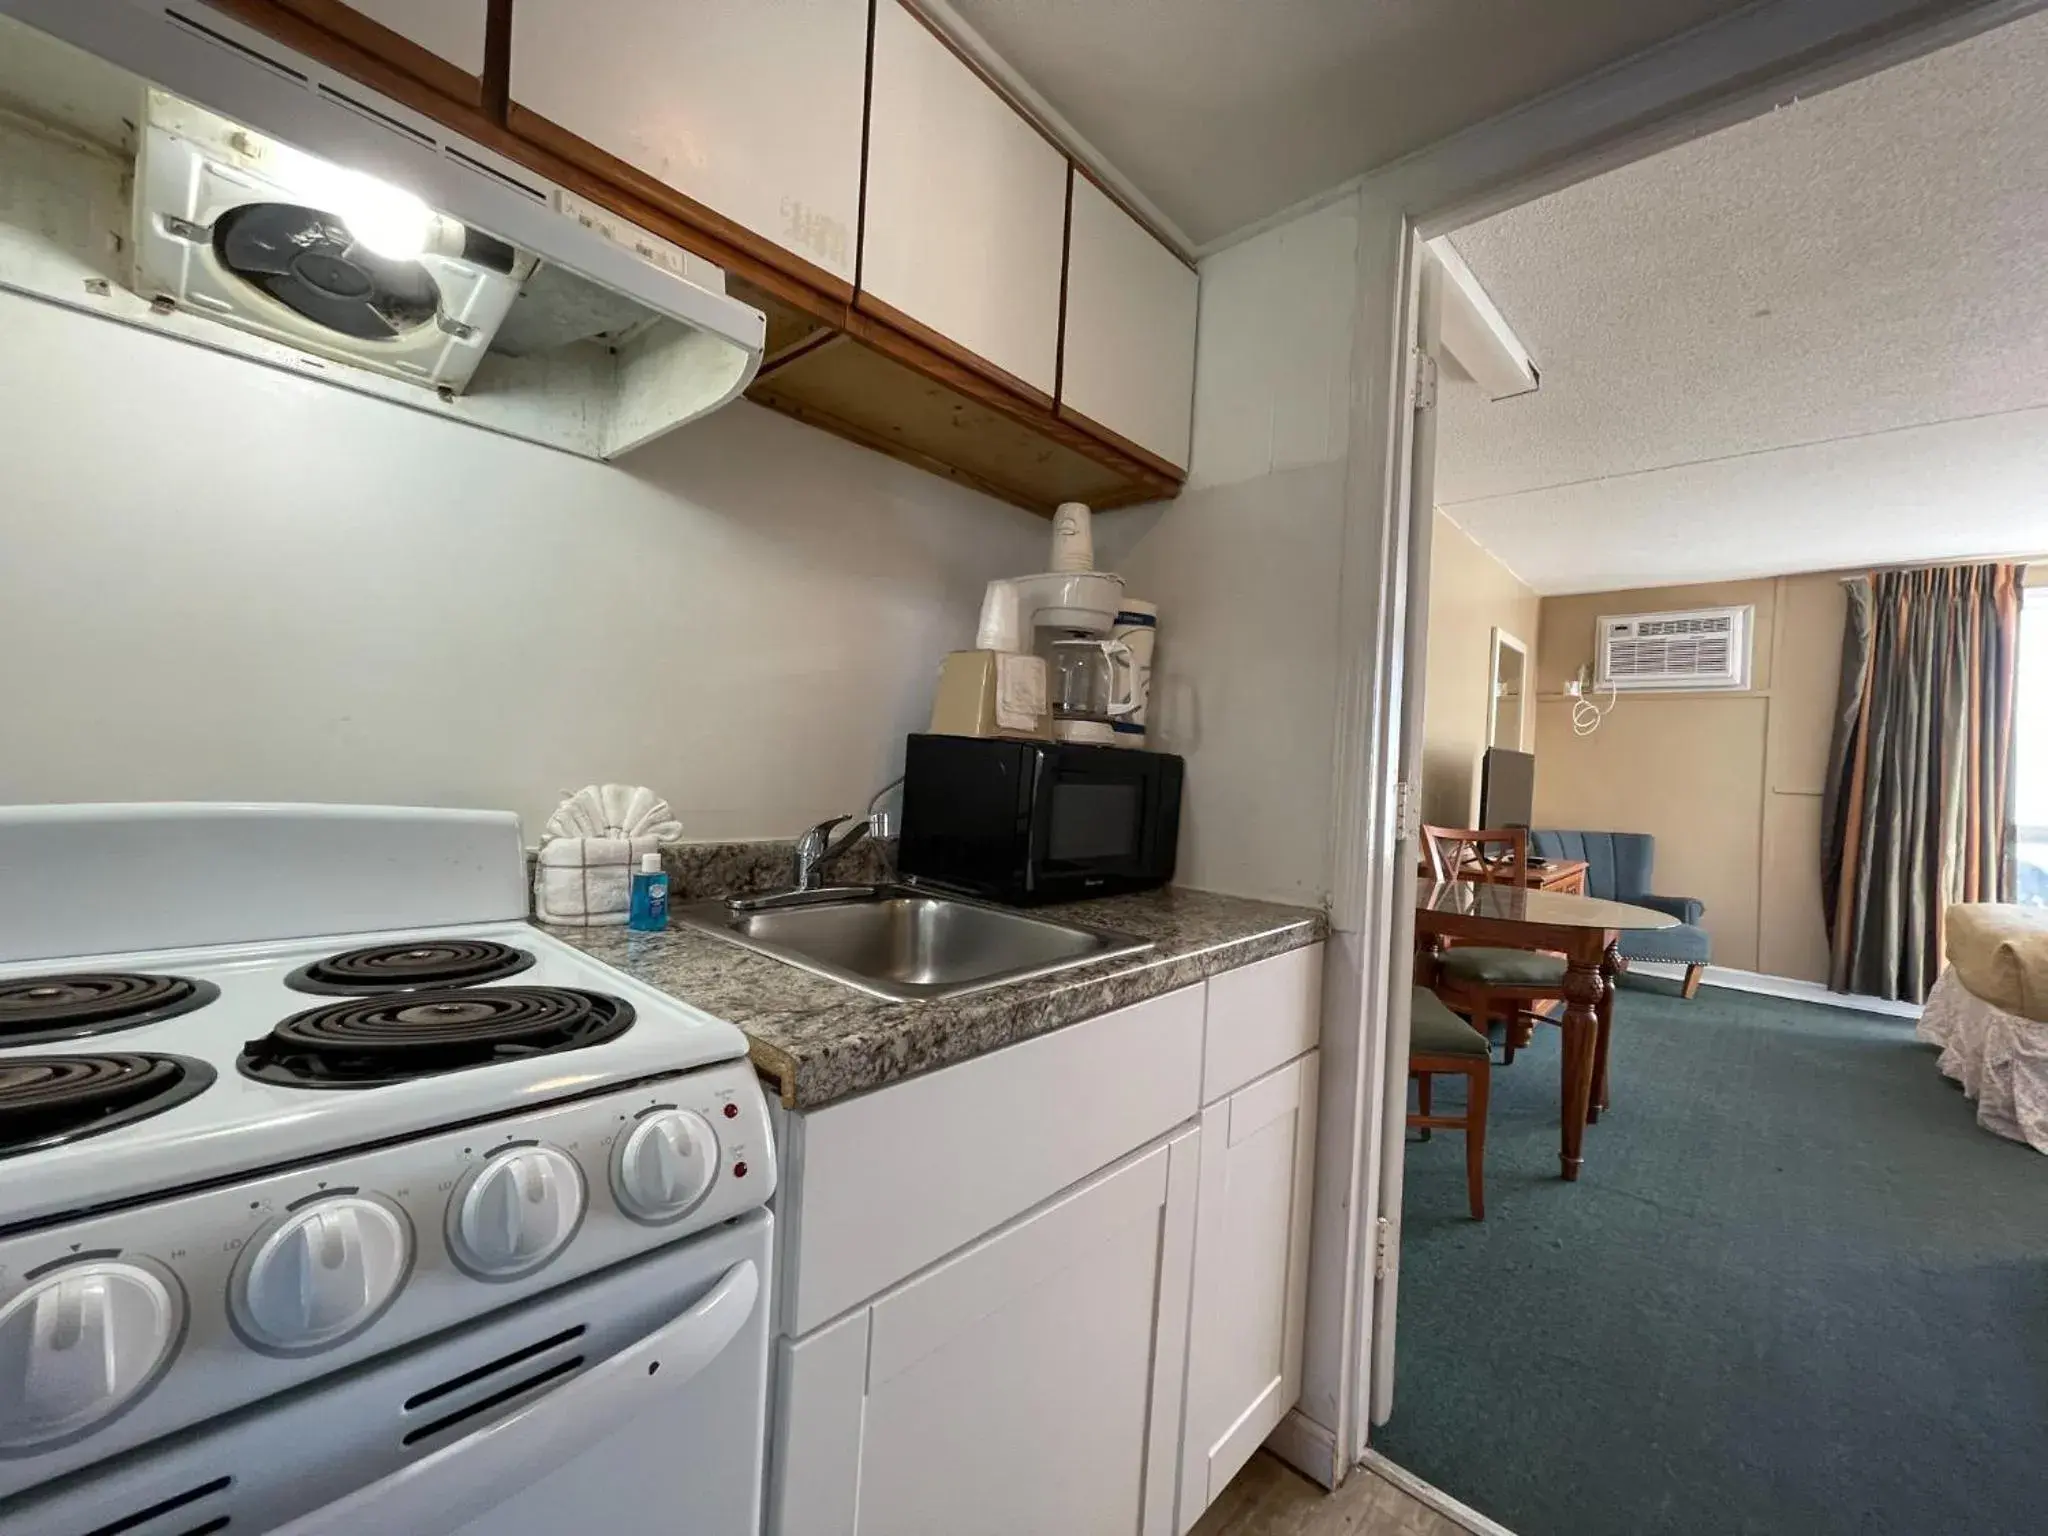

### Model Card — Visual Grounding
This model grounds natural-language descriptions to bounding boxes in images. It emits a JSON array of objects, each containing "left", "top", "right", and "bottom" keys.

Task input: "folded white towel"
[
  {"left": 544, "top": 784, "right": 682, "bottom": 843},
  {"left": 534, "top": 785, "right": 682, "bottom": 927}
]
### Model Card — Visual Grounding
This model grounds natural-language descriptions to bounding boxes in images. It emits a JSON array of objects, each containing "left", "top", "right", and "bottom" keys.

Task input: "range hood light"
[{"left": 305, "top": 162, "right": 436, "bottom": 261}]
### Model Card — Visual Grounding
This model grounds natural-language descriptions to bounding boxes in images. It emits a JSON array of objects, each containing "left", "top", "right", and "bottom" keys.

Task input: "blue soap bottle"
[{"left": 628, "top": 852, "right": 670, "bottom": 932}]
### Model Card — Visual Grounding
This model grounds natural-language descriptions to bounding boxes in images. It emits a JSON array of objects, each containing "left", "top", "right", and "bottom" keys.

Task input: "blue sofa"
[{"left": 1531, "top": 830, "right": 1712, "bottom": 997}]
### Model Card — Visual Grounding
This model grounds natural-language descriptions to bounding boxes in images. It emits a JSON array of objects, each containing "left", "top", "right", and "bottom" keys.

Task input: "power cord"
[{"left": 1568, "top": 670, "right": 1617, "bottom": 737}]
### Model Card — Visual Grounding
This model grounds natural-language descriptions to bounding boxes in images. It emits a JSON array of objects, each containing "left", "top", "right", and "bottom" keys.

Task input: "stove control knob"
[
  {"left": 232, "top": 1195, "right": 412, "bottom": 1354},
  {"left": 0, "top": 1259, "right": 183, "bottom": 1450},
  {"left": 612, "top": 1109, "right": 718, "bottom": 1223},
  {"left": 447, "top": 1145, "right": 585, "bottom": 1280}
]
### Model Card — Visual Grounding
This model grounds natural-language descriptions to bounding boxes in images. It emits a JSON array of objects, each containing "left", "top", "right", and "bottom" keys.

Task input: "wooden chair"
[
  {"left": 1409, "top": 986, "right": 1490, "bottom": 1219},
  {"left": 1420, "top": 825, "right": 1567, "bottom": 1066}
]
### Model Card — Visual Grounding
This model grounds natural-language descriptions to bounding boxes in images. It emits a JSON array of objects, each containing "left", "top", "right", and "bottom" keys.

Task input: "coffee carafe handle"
[{"left": 1102, "top": 639, "right": 1139, "bottom": 719}]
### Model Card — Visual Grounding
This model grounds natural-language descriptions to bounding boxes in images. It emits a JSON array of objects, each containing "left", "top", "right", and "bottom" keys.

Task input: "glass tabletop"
[{"left": 1415, "top": 878, "right": 1679, "bottom": 930}]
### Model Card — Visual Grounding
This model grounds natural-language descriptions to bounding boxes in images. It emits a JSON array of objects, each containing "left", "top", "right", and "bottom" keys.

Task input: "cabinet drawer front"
[
  {"left": 1202, "top": 943, "right": 1324, "bottom": 1104},
  {"left": 861, "top": 0, "right": 1067, "bottom": 397},
  {"left": 509, "top": 0, "right": 868, "bottom": 283},
  {"left": 786, "top": 984, "right": 1203, "bottom": 1333}
]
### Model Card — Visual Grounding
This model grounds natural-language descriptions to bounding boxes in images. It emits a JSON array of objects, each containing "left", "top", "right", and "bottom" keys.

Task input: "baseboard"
[
  {"left": 1627, "top": 961, "right": 1922, "bottom": 1020},
  {"left": 1359, "top": 1449, "right": 1520, "bottom": 1536},
  {"left": 1265, "top": 1408, "right": 1342, "bottom": 1490}
]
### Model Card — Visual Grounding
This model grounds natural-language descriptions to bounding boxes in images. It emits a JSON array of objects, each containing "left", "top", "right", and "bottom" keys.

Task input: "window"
[{"left": 2018, "top": 599, "right": 2047, "bottom": 905}]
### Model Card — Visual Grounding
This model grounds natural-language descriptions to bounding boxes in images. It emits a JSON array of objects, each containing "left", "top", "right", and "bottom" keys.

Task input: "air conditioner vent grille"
[{"left": 1597, "top": 606, "right": 1752, "bottom": 692}]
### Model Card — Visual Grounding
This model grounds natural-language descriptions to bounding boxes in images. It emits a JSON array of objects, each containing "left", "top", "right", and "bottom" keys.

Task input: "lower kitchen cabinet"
[
  {"left": 1179, "top": 1050, "right": 1320, "bottom": 1530},
  {"left": 770, "top": 1126, "right": 1200, "bottom": 1536}
]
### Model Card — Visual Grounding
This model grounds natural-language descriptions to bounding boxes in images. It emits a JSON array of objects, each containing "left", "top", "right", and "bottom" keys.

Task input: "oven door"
[
  {"left": 1030, "top": 747, "right": 1181, "bottom": 897},
  {"left": 1, "top": 1213, "right": 772, "bottom": 1536}
]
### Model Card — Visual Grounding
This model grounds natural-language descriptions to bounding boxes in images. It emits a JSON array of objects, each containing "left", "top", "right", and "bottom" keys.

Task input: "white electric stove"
[{"left": 0, "top": 804, "right": 777, "bottom": 1536}]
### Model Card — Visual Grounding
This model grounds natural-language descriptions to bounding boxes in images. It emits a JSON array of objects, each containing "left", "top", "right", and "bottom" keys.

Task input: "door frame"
[{"left": 1270, "top": 0, "right": 2048, "bottom": 1488}]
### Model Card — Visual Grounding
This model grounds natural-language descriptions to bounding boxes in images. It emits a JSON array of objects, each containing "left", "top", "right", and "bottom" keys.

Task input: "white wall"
[
  {"left": 0, "top": 290, "right": 1049, "bottom": 837},
  {"left": 1095, "top": 198, "right": 1359, "bottom": 905}
]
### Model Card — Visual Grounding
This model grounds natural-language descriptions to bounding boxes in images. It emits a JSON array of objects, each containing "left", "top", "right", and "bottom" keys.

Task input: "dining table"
[{"left": 1414, "top": 879, "right": 1679, "bottom": 1181}]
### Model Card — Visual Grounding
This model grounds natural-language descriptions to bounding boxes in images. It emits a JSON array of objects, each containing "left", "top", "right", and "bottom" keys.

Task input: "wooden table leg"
[
  {"left": 1590, "top": 938, "right": 1622, "bottom": 1122},
  {"left": 1558, "top": 937, "right": 1606, "bottom": 1181}
]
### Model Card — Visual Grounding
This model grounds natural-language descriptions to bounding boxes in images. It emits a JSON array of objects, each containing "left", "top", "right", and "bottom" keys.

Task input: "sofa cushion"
[
  {"left": 1438, "top": 946, "right": 1568, "bottom": 988},
  {"left": 1619, "top": 922, "right": 1712, "bottom": 965},
  {"left": 1411, "top": 988, "right": 1491, "bottom": 1058}
]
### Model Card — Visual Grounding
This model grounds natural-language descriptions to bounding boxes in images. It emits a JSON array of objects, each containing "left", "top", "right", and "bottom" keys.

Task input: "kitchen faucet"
[{"left": 790, "top": 811, "right": 877, "bottom": 892}]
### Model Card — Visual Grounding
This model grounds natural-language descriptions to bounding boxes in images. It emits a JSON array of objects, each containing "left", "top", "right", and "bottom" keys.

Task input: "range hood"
[{"left": 0, "top": 0, "right": 765, "bottom": 460}]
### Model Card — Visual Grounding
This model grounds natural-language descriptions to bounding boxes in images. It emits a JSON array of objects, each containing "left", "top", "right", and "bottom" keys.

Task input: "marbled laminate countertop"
[{"left": 549, "top": 888, "right": 1326, "bottom": 1111}]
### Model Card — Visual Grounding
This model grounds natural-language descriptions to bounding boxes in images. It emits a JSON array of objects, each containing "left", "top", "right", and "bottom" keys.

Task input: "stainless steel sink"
[{"left": 670, "top": 887, "right": 1152, "bottom": 1002}]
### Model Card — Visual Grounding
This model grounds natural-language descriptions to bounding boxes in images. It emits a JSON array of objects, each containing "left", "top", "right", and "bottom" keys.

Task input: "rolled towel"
[{"left": 534, "top": 785, "right": 682, "bottom": 927}]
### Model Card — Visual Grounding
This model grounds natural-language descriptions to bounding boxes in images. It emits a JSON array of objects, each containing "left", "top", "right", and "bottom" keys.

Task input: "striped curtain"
[{"left": 1821, "top": 563, "right": 2026, "bottom": 1002}]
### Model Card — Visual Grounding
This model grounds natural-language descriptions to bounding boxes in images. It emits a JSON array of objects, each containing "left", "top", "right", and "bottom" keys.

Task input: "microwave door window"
[{"left": 1047, "top": 781, "right": 1142, "bottom": 864}]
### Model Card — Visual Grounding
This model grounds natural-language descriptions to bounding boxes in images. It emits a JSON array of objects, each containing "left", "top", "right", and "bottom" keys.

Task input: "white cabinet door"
[
  {"left": 1060, "top": 173, "right": 1199, "bottom": 469},
  {"left": 861, "top": 0, "right": 1067, "bottom": 398},
  {"left": 772, "top": 1129, "right": 1200, "bottom": 1536},
  {"left": 1179, "top": 1053, "right": 1320, "bottom": 1532},
  {"left": 339, "top": 0, "right": 488, "bottom": 76},
  {"left": 509, "top": 0, "right": 869, "bottom": 285}
]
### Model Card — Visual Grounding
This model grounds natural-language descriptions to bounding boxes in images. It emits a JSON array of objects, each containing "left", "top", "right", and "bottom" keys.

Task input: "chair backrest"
[
  {"left": 1422, "top": 825, "right": 1529, "bottom": 886},
  {"left": 1529, "top": 829, "right": 1655, "bottom": 901}
]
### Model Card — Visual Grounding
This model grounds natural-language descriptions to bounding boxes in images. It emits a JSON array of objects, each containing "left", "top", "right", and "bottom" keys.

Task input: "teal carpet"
[{"left": 1372, "top": 977, "right": 2048, "bottom": 1536}]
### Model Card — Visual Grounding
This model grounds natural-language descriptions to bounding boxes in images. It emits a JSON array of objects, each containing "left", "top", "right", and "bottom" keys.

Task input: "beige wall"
[
  {"left": 1420, "top": 511, "right": 1542, "bottom": 827},
  {"left": 1532, "top": 573, "right": 1849, "bottom": 979}
]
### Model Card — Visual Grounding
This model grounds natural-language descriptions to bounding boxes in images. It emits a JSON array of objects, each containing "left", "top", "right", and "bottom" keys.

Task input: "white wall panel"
[{"left": 0, "top": 292, "right": 1047, "bottom": 835}]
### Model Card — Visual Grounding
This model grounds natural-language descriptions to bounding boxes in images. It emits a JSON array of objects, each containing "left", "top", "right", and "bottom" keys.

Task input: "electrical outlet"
[{"left": 1565, "top": 678, "right": 1582, "bottom": 697}]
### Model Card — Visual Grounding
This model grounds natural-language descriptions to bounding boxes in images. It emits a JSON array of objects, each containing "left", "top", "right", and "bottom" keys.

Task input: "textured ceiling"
[
  {"left": 1435, "top": 10, "right": 2048, "bottom": 595},
  {"left": 945, "top": 0, "right": 1758, "bottom": 246}
]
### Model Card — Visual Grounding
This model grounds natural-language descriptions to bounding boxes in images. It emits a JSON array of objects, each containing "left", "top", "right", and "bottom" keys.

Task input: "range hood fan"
[{"left": 133, "top": 91, "right": 528, "bottom": 395}]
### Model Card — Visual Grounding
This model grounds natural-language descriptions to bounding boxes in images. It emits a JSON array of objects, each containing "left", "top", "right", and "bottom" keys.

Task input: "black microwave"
[{"left": 896, "top": 734, "right": 1183, "bottom": 906}]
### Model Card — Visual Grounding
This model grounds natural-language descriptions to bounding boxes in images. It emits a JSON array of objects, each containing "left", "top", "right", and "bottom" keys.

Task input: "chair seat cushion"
[
  {"left": 1618, "top": 923, "right": 1711, "bottom": 965},
  {"left": 1437, "top": 946, "right": 1568, "bottom": 988},
  {"left": 1411, "top": 988, "right": 1491, "bottom": 1058}
]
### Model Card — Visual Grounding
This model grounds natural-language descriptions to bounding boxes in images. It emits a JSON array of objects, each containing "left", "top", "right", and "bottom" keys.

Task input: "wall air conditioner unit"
[{"left": 1596, "top": 606, "right": 1752, "bottom": 692}]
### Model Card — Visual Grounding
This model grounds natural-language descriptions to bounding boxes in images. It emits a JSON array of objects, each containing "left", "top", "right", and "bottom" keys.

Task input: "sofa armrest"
[{"left": 1637, "top": 892, "right": 1705, "bottom": 926}]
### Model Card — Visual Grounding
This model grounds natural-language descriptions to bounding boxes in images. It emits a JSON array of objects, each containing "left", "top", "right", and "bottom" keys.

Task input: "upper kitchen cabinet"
[
  {"left": 860, "top": 0, "right": 1068, "bottom": 402},
  {"left": 507, "top": 0, "right": 869, "bottom": 294},
  {"left": 253, "top": 0, "right": 489, "bottom": 104},
  {"left": 1060, "top": 173, "right": 1200, "bottom": 471}
]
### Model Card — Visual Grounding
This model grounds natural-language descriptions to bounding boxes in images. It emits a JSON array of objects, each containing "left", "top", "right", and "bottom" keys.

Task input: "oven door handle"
[{"left": 268, "top": 1257, "right": 761, "bottom": 1536}]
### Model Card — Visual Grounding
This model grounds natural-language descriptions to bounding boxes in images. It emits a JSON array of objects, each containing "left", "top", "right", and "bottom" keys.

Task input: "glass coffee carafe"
[{"left": 1043, "top": 635, "right": 1138, "bottom": 742}]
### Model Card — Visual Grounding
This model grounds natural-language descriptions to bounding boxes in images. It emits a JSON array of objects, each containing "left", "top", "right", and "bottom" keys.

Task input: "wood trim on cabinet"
[
  {"left": 506, "top": 105, "right": 856, "bottom": 305},
  {"left": 1056, "top": 402, "right": 1186, "bottom": 484},
  {"left": 854, "top": 0, "right": 879, "bottom": 297},
  {"left": 853, "top": 293, "right": 1055, "bottom": 412},
  {"left": 1054, "top": 164, "right": 1073, "bottom": 403},
  {"left": 481, "top": 0, "right": 512, "bottom": 123},
  {"left": 263, "top": 0, "right": 482, "bottom": 107}
]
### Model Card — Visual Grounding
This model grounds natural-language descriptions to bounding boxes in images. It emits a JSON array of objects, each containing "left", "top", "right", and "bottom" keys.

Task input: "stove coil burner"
[
  {"left": 285, "top": 939, "right": 536, "bottom": 996},
  {"left": 0, "top": 1053, "right": 217, "bottom": 1157},
  {"left": 240, "top": 987, "right": 635, "bottom": 1089},
  {"left": 0, "top": 973, "right": 220, "bottom": 1046}
]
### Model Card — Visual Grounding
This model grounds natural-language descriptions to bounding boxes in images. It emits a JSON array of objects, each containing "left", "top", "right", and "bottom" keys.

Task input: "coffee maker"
[{"left": 1009, "top": 570, "right": 1139, "bottom": 744}]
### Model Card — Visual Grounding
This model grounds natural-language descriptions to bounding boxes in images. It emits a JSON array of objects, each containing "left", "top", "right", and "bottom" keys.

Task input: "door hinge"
[
  {"left": 1373, "top": 1215, "right": 1395, "bottom": 1280},
  {"left": 1410, "top": 349, "right": 1438, "bottom": 411},
  {"left": 1394, "top": 781, "right": 1422, "bottom": 842}
]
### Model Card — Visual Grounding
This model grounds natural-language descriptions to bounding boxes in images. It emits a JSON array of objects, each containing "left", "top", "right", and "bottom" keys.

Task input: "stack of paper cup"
[{"left": 1111, "top": 599, "right": 1157, "bottom": 747}]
